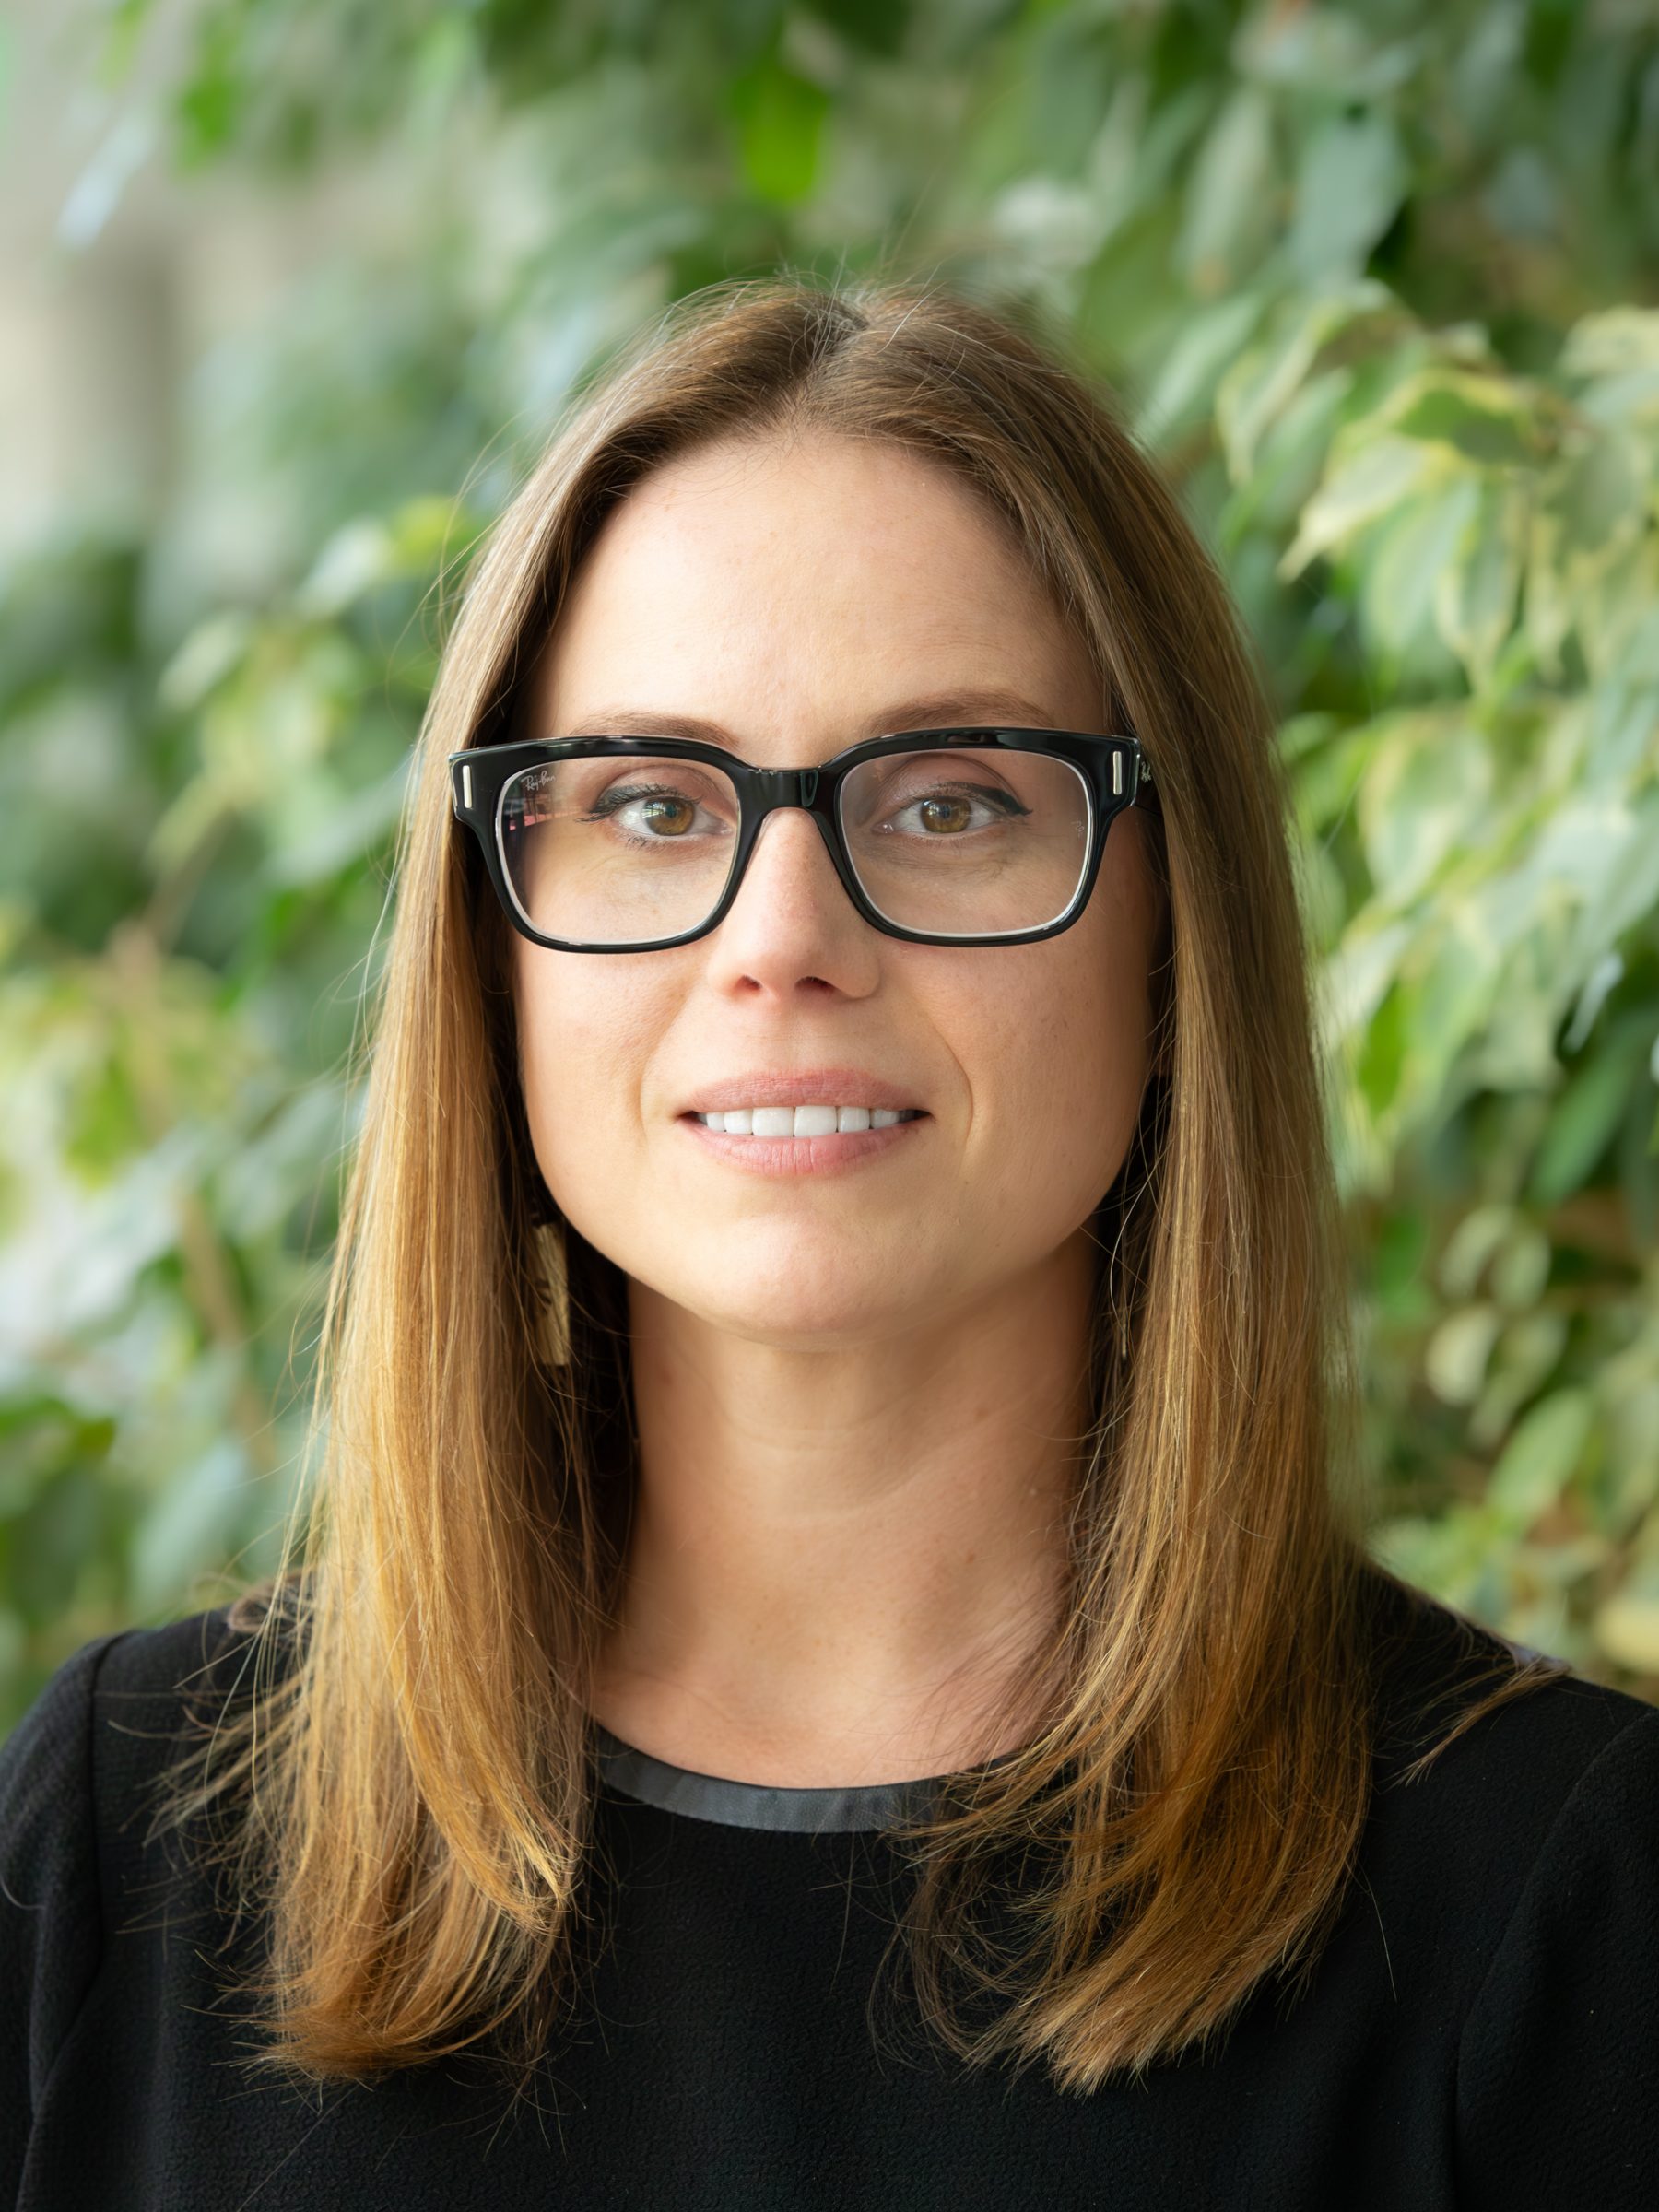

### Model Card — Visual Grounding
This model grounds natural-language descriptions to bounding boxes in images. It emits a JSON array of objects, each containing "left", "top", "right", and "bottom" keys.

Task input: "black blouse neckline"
[{"left": 593, "top": 1721, "right": 1022, "bottom": 1834}]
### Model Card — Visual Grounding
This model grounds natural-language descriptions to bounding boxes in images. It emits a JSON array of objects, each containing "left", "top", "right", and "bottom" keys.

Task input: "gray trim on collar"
[{"left": 594, "top": 1724, "right": 967, "bottom": 1835}]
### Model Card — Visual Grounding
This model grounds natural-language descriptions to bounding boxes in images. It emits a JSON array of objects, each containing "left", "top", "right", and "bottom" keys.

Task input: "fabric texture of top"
[{"left": 3, "top": 1566, "right": 1657, "bottom": 2211}]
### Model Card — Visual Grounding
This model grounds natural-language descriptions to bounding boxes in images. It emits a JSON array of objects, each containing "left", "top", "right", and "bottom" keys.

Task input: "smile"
[
  {"left": 690, "top": 1105, "right": 925, "bottom": 1135},
  {"left": 677, "top": 1105, "right": 930, "bottom": 1177}
]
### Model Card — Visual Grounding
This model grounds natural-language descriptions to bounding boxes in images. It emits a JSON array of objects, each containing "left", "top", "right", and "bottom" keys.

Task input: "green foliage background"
[{"left": 4, "top": 0, "right": 1658, "bottom": 1728}]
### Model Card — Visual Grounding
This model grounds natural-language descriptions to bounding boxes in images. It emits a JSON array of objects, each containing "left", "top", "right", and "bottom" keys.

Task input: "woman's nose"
[
  {"left": 700, "top": 806, "right": 878, "bottom": 993},
  {"left": 726, "top": 804, "right": 857, "bottom": 930}
]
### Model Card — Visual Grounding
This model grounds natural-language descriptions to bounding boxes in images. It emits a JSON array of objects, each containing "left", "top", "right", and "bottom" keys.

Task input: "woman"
[{"left": 3, "top": 276, "right": 1655, "bottom": 2211}]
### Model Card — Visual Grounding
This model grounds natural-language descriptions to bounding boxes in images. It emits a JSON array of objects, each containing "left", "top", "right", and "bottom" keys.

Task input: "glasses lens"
[
  {"left": 499, "top": 752, "right": 740, "bottom": 946},
  {"left": 839, "top": 747, "right": 1092, "bottom": 937}
]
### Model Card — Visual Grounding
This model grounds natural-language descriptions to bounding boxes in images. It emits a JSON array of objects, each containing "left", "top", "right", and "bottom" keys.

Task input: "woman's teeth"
[{"left": 694, "top": 1106, "right": 923, "bottom": 1135}]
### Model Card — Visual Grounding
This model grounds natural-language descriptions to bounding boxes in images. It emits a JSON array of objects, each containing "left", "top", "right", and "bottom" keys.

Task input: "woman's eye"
[
  {"left": 587, "top": 784, "right": 729, "bottom": 840},
  {"left": 883, "top": 784, "right": 1023, "bottom": 836},
  {"left": 621, "top": 794, "right": 695, "bottom": 837}
]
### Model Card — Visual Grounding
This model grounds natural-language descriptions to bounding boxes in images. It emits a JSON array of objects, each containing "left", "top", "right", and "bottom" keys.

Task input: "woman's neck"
[{"left": 591, "top": 1231, "right": 1096, "bottom": 1789}]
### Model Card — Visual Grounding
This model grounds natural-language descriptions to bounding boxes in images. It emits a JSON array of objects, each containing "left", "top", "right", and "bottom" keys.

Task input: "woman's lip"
[
  {"left": 677, "top": 1068, "right": 925, "bottom": 1115},
  {"left": 676, "top": 1112, "right": 930, "bottom": 1176}
]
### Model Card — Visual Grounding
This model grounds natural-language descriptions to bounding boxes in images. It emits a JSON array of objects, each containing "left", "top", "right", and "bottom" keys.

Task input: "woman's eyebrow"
[{"left": 550, "top": 689, "right": 1065, "bottom": 749}]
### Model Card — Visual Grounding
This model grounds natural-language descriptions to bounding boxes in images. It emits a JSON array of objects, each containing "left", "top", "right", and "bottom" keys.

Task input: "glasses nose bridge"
[
  {"left": 748, "top": 762, "right": 839, "bottom": 848},
  {"left": 740, "top": 761, "right": 848, "bottom": 889},
  {"left": 751, "top": 762, "right": 825, "bottom": 811}
]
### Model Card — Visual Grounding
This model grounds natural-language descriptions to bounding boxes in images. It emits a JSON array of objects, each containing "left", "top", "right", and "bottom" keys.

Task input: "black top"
[{"left": 4, "top": 1572, "right": 1657, "bottom": 2211}]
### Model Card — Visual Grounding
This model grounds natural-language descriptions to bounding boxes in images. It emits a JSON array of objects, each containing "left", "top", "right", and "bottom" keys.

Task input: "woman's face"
[{"left": 510, "top": 429, "right": 1160, "bottom": 1348}]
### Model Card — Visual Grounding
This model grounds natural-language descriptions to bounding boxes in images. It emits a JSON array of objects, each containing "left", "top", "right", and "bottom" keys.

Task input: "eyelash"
[
  {"left": 582, "top": 785, "right": 731, "bottom": 844},
  {"left": 582, "top": 779, "right": 1030, "bottom": 844},
  {"left": 873, "top": 782, "right": 1030, "bottom": 833}
]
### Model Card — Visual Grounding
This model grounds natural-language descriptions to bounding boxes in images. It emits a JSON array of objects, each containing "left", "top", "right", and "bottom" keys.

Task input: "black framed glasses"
[{"left": 448, "top": 726, "right": 1157, "bottom": 953}]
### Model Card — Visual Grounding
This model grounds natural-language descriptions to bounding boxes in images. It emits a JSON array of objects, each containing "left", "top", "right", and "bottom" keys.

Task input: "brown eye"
[
  {"left": 637, "top": 796, "right": 695, "bottom": 837},
  {"left": 917, "top": 795, "right": 974, "bottom": 834}
]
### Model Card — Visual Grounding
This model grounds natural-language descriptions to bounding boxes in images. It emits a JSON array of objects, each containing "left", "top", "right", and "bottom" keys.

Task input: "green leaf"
[
  {"left": 1394, "top": 900, "right": 1506, "bottom": 1132},
  {"left": 1221, "top": 366, "right": 1353, "bottom": 540},
  {"left": 158, "top": 611, "right": 254, "bottom": 712},
  {"left": 1434, "top": 477, "right": 1527, "bottom": 688},
  {"left": 1594, "top": 1560, "right": 1659, "bottom": 1673},
  {"left": 1288, "top": 112, "right": 1409, "bottom": 285},
  {"left": 1487, "top": 1222, "right": 1551, "bottom": 1312},
  {"left": 1486, "top": 1389, "right": 1594, "bottom": 1529},
  {"left": 1134, "top": 290, "right": 1266, "bottom": 447},
  {"left": 1471, "top": 1312, "right": 1570, "bottom": 1453},
  {"left": 1353, "top": 712, "right": 1492, "bottom": 906},
  {"left": 1562, "top": 950, "right": 1625, "bottom": 1053},
  {"left": 173, "top": 11, "right": 246, "bottom": 167},
  {"left": 9, "top": 1463, "right": 109, "bottom": 1626},
  {"left": 1355, "top": 971, "right": 1411, "bottom": 1121},
  {"left": 295, "top": 519, "right": 398, "bottom": 619},
  {"left": 1178, "top": 84, "right": 1276, "bottom": 291},
  {"left": 1387, "top": 371, "right": 1542, "bottom": 466},
  {"left": 1438, "top": 1205, "right": 1516, "bottom": 1301},
  {"left": 1370, "top": 1204, "right": 1432, "bottom": 1324},
  {"left": 1563, "top": 794, "right": 1659, "bottom": 994},
  {"left": 1320, "top": 915, "right": 1413, "bottom": 1049},
  {"left": 129, "top": 1435, "right": 250, "bottom": 1614},
  {"left": 1279, "top": 432, "right": 1442, "bottom": 579},
  {"left": 1552, "top": 425, "right": 1648, "bottom": 576},
  {"left": 1361, "top": 476, "right": 1481, "bottom": 664},
  {"left": 728, "top": 53, "right": 830, "bottom": 205},
  {"left": 1560, "top": 305, "right": 1659, "bottom": 383},
  {"left": 801, "top": 0, "right": 912, "bottom": 58},
  {"left": 1530, "top": 1039, "right": 1648, "bottom": 1207},
  {"left": 1215, "top": 279, "right": 1399, "bottom": 482},
  {"left": 1425, "top": 1303, "right": 1503, "bottom": 1406}
]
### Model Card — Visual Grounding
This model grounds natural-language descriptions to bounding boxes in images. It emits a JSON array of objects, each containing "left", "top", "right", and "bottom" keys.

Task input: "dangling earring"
[
  {"left": 1110, "top": 1224, "right": 1135, "bottom": 1369},
  {"left": 529, "top": 1214, "right": 572, "bottom": 1368}
]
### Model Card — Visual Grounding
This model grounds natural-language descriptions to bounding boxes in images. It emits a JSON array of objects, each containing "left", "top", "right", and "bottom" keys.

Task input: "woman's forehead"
[{"left": 527, "top": 436, "right": 1099, "bottom": 740}]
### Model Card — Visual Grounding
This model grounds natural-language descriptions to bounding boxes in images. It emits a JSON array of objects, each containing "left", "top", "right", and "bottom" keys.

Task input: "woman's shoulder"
[
  {"left": 84, "top": 1594, "right": 284, "bottom": 1755},
  {"left": 0, "top": 1597, "right": 279, "bottom": 2152},
  {"left": 0, "top": 1590, "right": 298, "bottom": 1878},
  {"left": 1350, "top": 1561, "right": 1659, "bottom": 1966},
  {"left": 1359, "top": 1559, "right": 1658, "bottom": 1796},
  {"left": 1348, "top": 1567, "right": 1659, "bottom": 2198}
]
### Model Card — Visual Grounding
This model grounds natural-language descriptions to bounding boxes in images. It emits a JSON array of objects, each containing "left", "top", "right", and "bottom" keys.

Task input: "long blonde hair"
[{"left": 153, "top": 272, "right": 1565, "bottom": 2096}]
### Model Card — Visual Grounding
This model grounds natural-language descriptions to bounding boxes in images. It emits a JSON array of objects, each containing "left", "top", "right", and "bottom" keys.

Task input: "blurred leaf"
[
  {"left": 1425, "top": 1302, "right": 1503, "bottom": 1406},
  {"left": 1354, "top": 712, "right": 1492, "bottom": 907},
  {"left": 1594, "top": 1562, "right": 1659, "bottom": 1672},
  {"left": 158, "top": 611, "right": 255, "bottom": 712},
  {"left": 801, "top": 0, "right": 911, "bottom": 59},
  {"left": 1434, "top": 477, "right": 1527, "bottom": 688},
  {"left": 1279, "top": 432, "right": 1442, "bottom": 578},
  {"left": 1288, "top": 110, "right": 1409, "bottom": 285},
  {"left": 9, "top": 1464, "right": 110, "bottom": 1628},
  {"left": 1360, "top": 476, "right": 1480, "bottom": 664},
  {"left": 1135, "top": 290, "right": 1267, "bottom": 447},
  {"left": 1215, "top": 280, "right": 1401, "bottom": 483},
  {"left": 1438, "top": 1204, "right": 1517, "bottom": 1302},
  {"left": 1385, "top": 369, "right": 1544, "bottom": 466},
  {"left": 1487, "top": 1388, "right": 1595, "bottom": 1530},
  {"left": 1179, "top": 84, "right": 1276, "bottom": 292},
  {"left": 1563, "top": 949, "right": 1625, "bottom": 1053},
  {"left": 1470, "top": 1311, "right": 1570, "bottom": 1452},
  {"left": 1530, "top": 1024, "right": 1655, "bottom": 1206},
  {"left": 728, "top": 51, "right": 829, "bottom": 204},
  {"left": 129, "top": 1435, "right": 252, "bottom": 1614},
  {"left": 1488, "top": 1220, "right": 1551, "bottom": 1312}
]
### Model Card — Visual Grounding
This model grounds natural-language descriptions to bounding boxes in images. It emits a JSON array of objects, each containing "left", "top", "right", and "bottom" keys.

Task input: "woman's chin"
[{"left": 640, "top": 1265, "right": 942, "bottom": 1352}]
